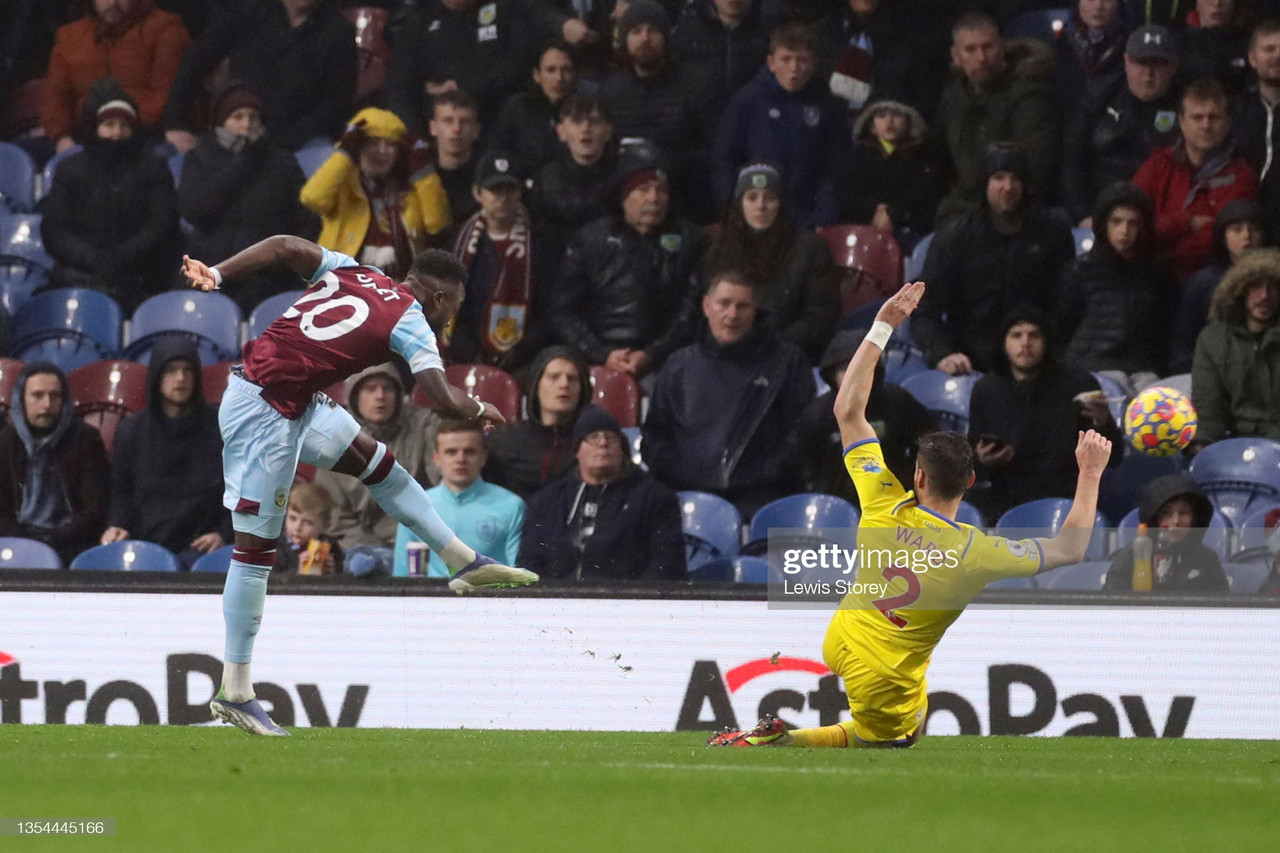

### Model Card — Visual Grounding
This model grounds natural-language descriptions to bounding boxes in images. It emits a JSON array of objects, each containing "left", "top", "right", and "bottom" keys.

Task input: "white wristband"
[
  {"left": 210, "top": 266, "right": 223, "bottom": 289},
  {"left": 472, "top": 397, "right": 486, "bottom": 419},
  {"left": 864, "top": 320, "right": 893, "bottom": 351}
]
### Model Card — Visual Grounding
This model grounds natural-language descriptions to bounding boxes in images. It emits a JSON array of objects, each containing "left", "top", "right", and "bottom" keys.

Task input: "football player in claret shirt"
[
  {"left": 181, "top": 235, "right": 538, "bottom": 736},
  {"left": 709, "top": 282, "right": 1113, "bottom": 748}
]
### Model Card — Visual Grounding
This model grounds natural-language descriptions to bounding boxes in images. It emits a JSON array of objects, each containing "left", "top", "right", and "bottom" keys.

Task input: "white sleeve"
[
  {"left": 389, "top": 302, "right": 444, "bottom": 373},
  {"left": 306, "top": 248, "right": 359, "bottom": 284}
]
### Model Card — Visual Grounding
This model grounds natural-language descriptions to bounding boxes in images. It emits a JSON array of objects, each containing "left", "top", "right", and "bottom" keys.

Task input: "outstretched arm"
[
  {"left": 834, "top": 281, "right": 925, "bottom": 448},
  {"left": 412, "top": 367, "right": 507, "bottom": 430},
  {"left": 183, "top": 235, "right": 325, "bottom": 291},
  {"left": 1036, "top": 430, "right": 1112, "bottom": 570}
]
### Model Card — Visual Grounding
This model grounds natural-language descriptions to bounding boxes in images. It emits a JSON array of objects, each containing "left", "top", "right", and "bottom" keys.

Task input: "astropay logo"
[{"left": 675, "top": 657, "right": 847, "bottom": 732}]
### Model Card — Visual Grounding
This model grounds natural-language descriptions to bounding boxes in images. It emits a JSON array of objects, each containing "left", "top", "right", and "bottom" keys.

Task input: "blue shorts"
[{"left": 219, "top": 373, "right": 361, "bottom": 538}]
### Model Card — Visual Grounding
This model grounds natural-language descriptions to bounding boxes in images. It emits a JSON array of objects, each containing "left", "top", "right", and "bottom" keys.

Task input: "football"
[{"left": 1124, "top": 386, "right": 1198, "bottom": 457}]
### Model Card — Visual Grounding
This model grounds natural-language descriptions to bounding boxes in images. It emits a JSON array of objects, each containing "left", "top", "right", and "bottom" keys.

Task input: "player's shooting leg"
[{"left": 221, "top": 520, "right": 281, "bottom": 702}]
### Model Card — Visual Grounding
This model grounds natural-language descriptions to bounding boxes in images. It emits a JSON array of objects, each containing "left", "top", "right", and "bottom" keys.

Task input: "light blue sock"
[
  {"left": 366, "top": 463, "right": 473, "bottom": 568},
  {"left": 223, "top": 558, "right": 271, "bottom": 664}
]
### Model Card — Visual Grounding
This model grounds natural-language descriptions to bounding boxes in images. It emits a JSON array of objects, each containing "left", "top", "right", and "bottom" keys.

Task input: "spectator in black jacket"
[
  {"left": 1234, "top": 20, "right": 1280, "bottom": 234},
  {"left": 672, "top": 0, "right": 773, "bottom": 120},
  {"left": 529, "top": 94, "right": 617, "bottom": 249},
  {"left": 551, "top": 143, "right": 704, "bottom": 380},
  {"left": 0, "top": 362, "right": 108, "bottom": 565},
  {"left": 1061, "top": 24, "right": 1181, "bottom": 225},
  {"left": 99, "top": 335, "right": 230, "bottom": 568},
  {"left": 967, "top": 307, "right": 1122, "bottom": 523},
  {"left": 177, "top": 80, "right": 310, "bottom": 315},
  {"left": 39, "top": 78, "right": 177, "bottom": 312},
  {"left": 819, "top": 0, "right": 922, "bottom": 117},
  {"left": 913, "top": 144, "right": 1076, "bottom": 374},
  {"left": 519, "top": 406, "right": 686, "bottom": 583},
  {"left": 704, "top": 163, "right": 838, "bottom": 363},
  {"left": 1104, "top": 473, "right": 1229, "bottom": 592},
  {"left": 1181, "top": 0, "right": 1250, "bottom": 95},
  {"left": 162, "top": 0, "right": 356, "bottom": 152},
  {"left": 1057, "top": 181, "right": 1174, "bottom": 390},
  {"left": 483, "top": 345, "right": 592, "bottom": 498},
  {"left": 1053, "top": 0, "right": 1130, "bottom": 117},
  {"left": 384, "top": 0, "right": 547, "bottom": 134},
  {"left": 798, "top": 328, "right": 932, "bottom": 508},
  {"left": 643, "top": 271, "right": 815, "bottom": 517},
  {"left": 489, "top": 40, "right": 577, "bottom": 177}
]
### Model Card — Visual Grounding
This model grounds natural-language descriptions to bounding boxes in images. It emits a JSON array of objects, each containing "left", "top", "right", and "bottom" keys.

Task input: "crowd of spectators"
[{"left": 6, "top": 0, "right": 1280, "bottom": 587}]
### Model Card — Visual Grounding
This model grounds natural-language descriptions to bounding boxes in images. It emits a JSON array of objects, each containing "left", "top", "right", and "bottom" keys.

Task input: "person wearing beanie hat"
[
  {"left": 518, "top": 405, "right": 686, "bottom": 583},
  {"left": 967, "top": 306, "right": 1121, "bottom": 522},
  {"left": 300, "top": 106, "right": 449, "bottom": 281},
  {"left": 1104, "top": 473, "right": 1228, "bottom": 592},
  {"left": 1057, "top": 180, "right": 1174, "bottom": 392},
  {"left": 714, "top": 20, "right": 850, "bottom": 226},
  {"left": 1170, "top": 198, "right": 1272, "bottom": 372},
  {"left": 705, "top": 161, "right": 839, "bottom": 363},
  {"left": 39, "top": 75, "right": 178, "bottom": 312},
  {"left": 178, "top": 78, "right": 309, "bottom": 315},
  {"left": 914, "top": 141, "right": 1075, "bottom": 375}
]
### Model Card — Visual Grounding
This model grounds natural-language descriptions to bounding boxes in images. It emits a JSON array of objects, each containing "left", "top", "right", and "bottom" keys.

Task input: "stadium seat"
[
  {"left": 71, "top": 540, "right": 181, "bottom": 571},
  {"left": 1231, "top": 503, "right": 1280, "bottom": 561},
  {"left": 344, "top": 6, "right": 392, "bottom": 104},
  {"left": 903, "top": 232, "right": 932, "bottom": 283},
  {"left": 996, "top": 498, "right": 1110, "bottom": 560},
  {"left": 202, "top": 361, "right": 234, "bottom": 404},
  {"left": 411, "top": 364, "right": 522, "bottom": 423},
  {"left": 589, "top": 365, "right": 641, "bottom": 428},
  {"left": 0, "top": 357, "right": 22, "bottom": 420},
  {"left": 1188, "top": 437, "right": 1280, "bottom": 524},
  {"left": 0, "top": 78, "right": 45, "bottom": 140},
  {"left": 621, "top": 425, "right": 644, "bottom": 468},
  {"left": 1036, "top": 561, "right": 1109, "bottom": 591},
  {"left": 124, "top": 290, "right": 243, "bottom": 365},
  {"left": 955, "top": 501, "right": 987, "bottom": 529},
  {"left": 295, "top": 145, "right": 333, "bottom": 179},
  {"left": 678, "top": 491, "right": 742, "bottom": 571},
  {"left": 1097, "top": 450, "right": 1183, "bottom": 527},
  {"left": 9, "top": 288, "right": 123, "bottom": 360},
  {"left": 191, "top": 545, "right": 234, "bottom": 573},
  {"left": 743, "top": 493, "right": 859, "bottom": 556},
  {"left": 0, "top": 142, "right": 37, "bottom": 213},
  {"left": 0, "top": 259, "right": 47, "bottom": 318},
  {"left": 817, "top": 225, "right": 903, "bottom": 315},
  {"left": 0, "top": 213, "right": 55, "bottom": 272},
  {"left": 0, "top": 536, "right": 62, "bottom": 569},
  {"left": 1003, "top": 7, "right": 1071, "bottom": 42},
  {"left": 1115, "top": 505, "right": 1233, "bottom": 559},
  {"left": 883, "top": 345, "right": 929, "bottom": 385},
  {"left": 1072, "top": 226, "right": 1095, "bottom": 255},
  {"left": 247, "top": 290, "right": 304, "bottom": 340},
  {"left": 1222, "top": 555, "right": 1271, "bottom": 593},
  {"left": 985, "top": 575, "right": 1037, "bottom": 590},
  {"left": 1149, "top": 373, "right": 1191, "bottom": 398},
  {"left": 68, "top": 360, "right": 149, "bottom": 456},
  {"left": 900, "top": 369, "right": 981, "bottom": 433},
  {"left": 39, "top": 144, "right": 82, "bottom": 198},
  {"left": 1089, "top": 371, "right": 1127, "bottom": 426}
]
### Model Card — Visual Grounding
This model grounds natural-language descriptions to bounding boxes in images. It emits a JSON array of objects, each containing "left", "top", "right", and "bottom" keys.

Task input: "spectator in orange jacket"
[
  {"left": 42, "top": 0, "right": 190, "bottom": 152},
  {"left": 1133, "top": 77, "right": 1258, "bottom": 280}
]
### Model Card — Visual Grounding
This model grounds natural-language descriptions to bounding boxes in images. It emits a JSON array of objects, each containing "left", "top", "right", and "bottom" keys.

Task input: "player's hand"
[
  {"left": 1075, "top": 429, "right": 1112, "bottom": 479},
  {"left": 190, "top": 532, "right": 225, "bottom": 554},
  {"left": 182, "top": 254, "right": 219, "bottom": 291},
  {"left": 874, "top": 281, "right": 925, "bottom": 328},
  {"left": 100, "top": 526, "right": 129, "bottom": 545},
  {"left": 937, "top": 352, "right": 973, "bottom": 375},
  {"left": 477, "top": 401, "right": 506, "bottom": 432}
]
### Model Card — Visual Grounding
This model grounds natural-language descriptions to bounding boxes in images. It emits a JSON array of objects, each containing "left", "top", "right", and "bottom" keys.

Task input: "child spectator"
[
  {"left": 844, "top": 99, "right": 941, "bottom": 254},
  {"left": 1104, "top": 473, "right": 1229, "bottom": 592},
  {"left": 276, "top": 483, "right": 344, "bottom": 575}
]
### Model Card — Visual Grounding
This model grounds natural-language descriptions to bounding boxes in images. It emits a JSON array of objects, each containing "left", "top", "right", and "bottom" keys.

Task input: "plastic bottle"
[{"left": 1132, "top": 523, "right": 1153, "bottom": 592}]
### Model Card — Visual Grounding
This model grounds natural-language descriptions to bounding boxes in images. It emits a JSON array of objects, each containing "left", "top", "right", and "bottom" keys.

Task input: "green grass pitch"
[{"left": 3, "top": 727, "right": 1279, "bottom": 852}]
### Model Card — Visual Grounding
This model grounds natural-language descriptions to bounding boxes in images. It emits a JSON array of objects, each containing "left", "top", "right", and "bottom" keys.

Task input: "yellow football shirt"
[{"left": 829, "top": 439, "right": 1043, "bottom": 690}]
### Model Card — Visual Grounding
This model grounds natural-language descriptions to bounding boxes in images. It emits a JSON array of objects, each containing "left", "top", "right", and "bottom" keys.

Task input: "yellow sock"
[{"left": 789, "top": 721, "right": 859, "bottom": 748}]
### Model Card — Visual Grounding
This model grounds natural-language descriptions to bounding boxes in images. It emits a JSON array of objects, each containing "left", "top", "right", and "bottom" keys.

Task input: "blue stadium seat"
[
  {"left": 248, "top": 290, "right": 304, "bottom": 340},
  {"left": 900, "top": 369, "right": 981, "bottom": 433},
  {"left": 0, "top": 213, "right": 55, "bottom": 272},
  {"left": 1036, "top": 561, "right": 1108, "bottom": 591},
  {"left": 1115, "top": 506, "right": 1233, "bottom": 559},
  {"left": 621, "top": 425, "right": 644, "bottom": 469},
  {"left": 903, "top": 232, "right": 932, "bottom": 283},
  {"left": 1090, "top": 371, "right": 1127, "bottom": 426},
  {"left": 1223, "top": 555, "right": 1271, "bottom": 593},
  {"left": 1188, "top": 438, "right": 1280, "bottom": 524},
  {"left": 985, "top": 574, "right": 1037, "bottom": 590},
  {"left": 1097, "top": 449, "right": 1183, "bottom": 525},
  {"left": 687, "top": 555, "right": 773, "bottom": 583},
  {"left": 955, "top": 501, "right": 986, "bottom": 529},
  {"left": 883, "top": 345, "right": 929, "bottom": 385},
  {"left": 1149, "top": 373, "right": 1191, "bottom": 398},
  {"left": 678, "top": 491, "right": 741, "bottom": 571},
  {"left": 996, "top": 498, "right": 1110, "bottom": 560},
  {"left": 1003, "top": 7, "right": 1071, "bottom": 43},
  {"left": 191, "top": 545, "right": 234, "bottom": 573},
  {"left": 730, "top": 555, "right": 770, "bottom": 584},
  {"left": 70, "top": 540, "right": 182, "bottom": 572},
  {"left": 743, "top": 493, "right": 859, "bottom": 556},
  {"left": 0, "top": 263, "right": 45, "bottom": 319},
  {"left": 39, "top": 144, "right": 82, "bottom": 198},
  {"left": 295, "top": 145, "right": 334, "bottom": 179},
  {"left": 1072, "top": 226, "right": 1095, "bottom": 255},
  {"left": 124, "top": 290, "right": 243, "bottom": 365},
  {"left": 1228, "top": 503, "right": 1280, "bottom": 561},
  {"left": 9, "top": 288, "right": 123, "bottom": 360},
  {"left": 0, "top": 536, "right": 62, "bottom": 569},
  {"left": 0, "top": 142, "right": 37, "bottom": 213}
]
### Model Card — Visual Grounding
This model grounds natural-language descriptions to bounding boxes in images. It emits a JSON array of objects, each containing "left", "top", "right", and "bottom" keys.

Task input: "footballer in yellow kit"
[{"left": 709, "top": 282, "right": 1113, "bottom": 749}]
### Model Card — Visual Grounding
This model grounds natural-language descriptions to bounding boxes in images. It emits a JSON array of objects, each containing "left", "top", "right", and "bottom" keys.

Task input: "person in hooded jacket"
[
  {"left": 1056, "top": 181, "right": 1174, "bottom": 391},
  {"left": 0, "top": 361, "right": 109, "bottom": 565},
  {"left": 519, "top": 405, "right": 686, "bottom": 583},
  {"left": 797, "top": 328, "right": 933, "bottom": 508},
  {"left": 967, "top": 306, "right": 1122, "bottom": 523},
  {"left": 482, "top": 345, "right": 592, "bottom": 499},
  {"left": 1104, "top": 473, "right": 1229, "bottom": 591},
  {"left": 39, "top": 78, "right": 178, "bottom": 312},
  {"left": 177, "top": 80, "right": 311, "bottom": 316},
  {"left": 311, "top": 362, "right": 441, "bottom": 550},
  {"left": 100, "top": 334, "right": 230, "bottom": 567}
]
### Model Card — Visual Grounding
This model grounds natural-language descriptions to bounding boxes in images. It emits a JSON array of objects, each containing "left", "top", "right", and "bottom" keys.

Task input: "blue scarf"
[{"left": 10, "top": 365, "right": 75, "bottom": 532}]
